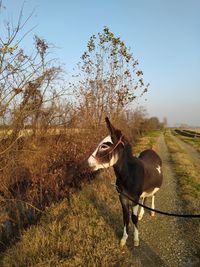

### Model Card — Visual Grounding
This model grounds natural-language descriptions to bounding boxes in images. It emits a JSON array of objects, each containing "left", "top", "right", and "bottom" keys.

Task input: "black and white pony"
[{"left": 88, "top": 117, "right": 163, "bottom": 247}]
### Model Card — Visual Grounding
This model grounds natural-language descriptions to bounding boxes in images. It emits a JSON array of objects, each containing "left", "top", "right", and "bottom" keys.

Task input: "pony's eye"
[{"left": 100, "top": 144, "right": 109, "bottom": 150}]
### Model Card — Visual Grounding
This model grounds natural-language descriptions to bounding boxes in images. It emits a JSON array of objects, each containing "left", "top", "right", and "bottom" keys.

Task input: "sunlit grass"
[
  {"left": 134, "top": 130, "right": 162, "bottom": 155},
  {"left": 1, "top": 173, "right": 130, "bottom": 266}
]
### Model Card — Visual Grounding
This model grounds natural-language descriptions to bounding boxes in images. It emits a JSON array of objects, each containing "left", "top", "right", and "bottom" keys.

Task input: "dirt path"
[{"left": 132, "top": 134, "right": 199, "bottom": 267}]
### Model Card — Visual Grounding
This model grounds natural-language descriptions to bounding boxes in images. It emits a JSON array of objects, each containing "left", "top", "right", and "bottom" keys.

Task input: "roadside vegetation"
[
  {"left": 164, "top": 131, "right": 200, "bottom": 260},
  {"left": 134, "top": 129, "right": 162, "bottom": 155},
  {"left": 164, "top": 131, "right": 200, "bottom": 212},
  {"left": 0, "top": 132, "right": 162, "bottom": 267}
]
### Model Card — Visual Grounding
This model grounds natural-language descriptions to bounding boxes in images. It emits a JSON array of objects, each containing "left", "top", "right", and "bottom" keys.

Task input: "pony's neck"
[{"left": 113, "top": 143, "right": 132, "bottom": 182}]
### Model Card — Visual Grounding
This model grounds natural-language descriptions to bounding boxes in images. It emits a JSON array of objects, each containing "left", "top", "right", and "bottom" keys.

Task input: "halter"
[{"left": 91, "top": 135, "right": 125, "bottom": 161}]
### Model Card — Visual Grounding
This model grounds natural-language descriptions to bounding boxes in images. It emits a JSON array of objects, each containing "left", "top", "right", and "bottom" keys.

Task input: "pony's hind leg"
[
  {"left": 132, "top": 204, "right": 139, "bottom": 246},
  {"left": 151, "top": 195, "right": 155, "bottom": 216},
  {"left": 138, "top": 197, "right": 146, "bottom": 220}
]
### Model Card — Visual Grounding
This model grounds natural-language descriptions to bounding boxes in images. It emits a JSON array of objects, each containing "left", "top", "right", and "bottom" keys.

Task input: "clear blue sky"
[{"left": 2, "top": 0, "right": 200, "bottom": 126}]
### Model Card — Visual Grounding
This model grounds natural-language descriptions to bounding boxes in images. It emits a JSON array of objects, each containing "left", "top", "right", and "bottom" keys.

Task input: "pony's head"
[{"left": 88, "top": 117, "right": 125, "bottom": 170}]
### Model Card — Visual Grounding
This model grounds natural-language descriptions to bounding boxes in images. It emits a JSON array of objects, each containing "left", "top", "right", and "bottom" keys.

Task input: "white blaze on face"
[{"left": 88, "top": 135, "right": 119, "bottom": 170}]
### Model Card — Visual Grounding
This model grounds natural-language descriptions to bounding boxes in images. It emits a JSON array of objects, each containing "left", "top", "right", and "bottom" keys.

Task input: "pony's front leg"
[{"left": 119, "top": 195, "right": 130, "bottom": 247}]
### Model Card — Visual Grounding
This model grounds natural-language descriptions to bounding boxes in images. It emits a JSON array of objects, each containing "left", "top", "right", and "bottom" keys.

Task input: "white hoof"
[
  {"left": 138, "top": 208, "right": 144, "bottom": 220},
  {"left": 134, "top": 240, "right": 140, "bottom": 247},
  {"left": 120, "top": 238, "right": 127, "bottom": 248},
  {"left": 151, "top": 211, "right": 155, "bottom": 217},
  {"left": 120, "top": 226, "right": 128, "bottom": 248},
  {"left": 138, "top": 214, "right": 143, "bottom": 221}
]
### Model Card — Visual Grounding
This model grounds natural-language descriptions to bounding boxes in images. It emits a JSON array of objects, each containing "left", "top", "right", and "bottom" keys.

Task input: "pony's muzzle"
[{"left": 87, "top": 155, "right": 99, "bottom": 170}]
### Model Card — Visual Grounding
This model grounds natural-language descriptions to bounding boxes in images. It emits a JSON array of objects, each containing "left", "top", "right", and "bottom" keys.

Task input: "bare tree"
[
  {"left": 0, "top": 4, "right": 70, "bottom": 196},
  {"left": 73, "top": 26, "right": 149, "bottom": 127},
  {"left": 0, "top": 6, "right": 64, "bottom": 143}
]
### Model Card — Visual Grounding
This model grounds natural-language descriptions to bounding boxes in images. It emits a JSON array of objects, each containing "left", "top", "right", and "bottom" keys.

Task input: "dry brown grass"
[
  {"left": 0, "top": 129, "right": 104, "bottom": 248},
  {"left": 0, "top": 171, "right": 133, "bottom": 266}
]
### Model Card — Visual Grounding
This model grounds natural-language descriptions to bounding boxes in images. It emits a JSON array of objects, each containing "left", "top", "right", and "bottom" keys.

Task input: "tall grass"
[{"left": 0, "top": 129, "right": 103, "bottom": 249}]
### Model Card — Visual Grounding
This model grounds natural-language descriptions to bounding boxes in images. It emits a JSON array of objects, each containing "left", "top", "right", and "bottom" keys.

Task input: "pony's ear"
[
  {"left": 105, "top": 117, "right": 115, "bottom": 136},
  {"left": 105, "top": 117, "right": 123, "bottom": 143}
]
